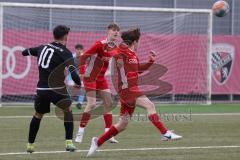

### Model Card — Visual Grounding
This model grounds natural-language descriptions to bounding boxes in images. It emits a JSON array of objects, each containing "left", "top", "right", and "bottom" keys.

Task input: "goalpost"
[
  {"left": 0, "top": 2, "right": 213, "bottom": 106},
  {"left": 0, "top": 3, "right": 3, "bottom": 107}
]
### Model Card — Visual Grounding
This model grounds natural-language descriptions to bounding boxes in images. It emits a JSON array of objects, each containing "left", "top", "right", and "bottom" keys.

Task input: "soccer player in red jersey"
[
  {"left": 87, "top": 28, "right": 182, "bottom": 157},
  {"left": 75, "top": 23, "right": 120, "bottom": 143}
]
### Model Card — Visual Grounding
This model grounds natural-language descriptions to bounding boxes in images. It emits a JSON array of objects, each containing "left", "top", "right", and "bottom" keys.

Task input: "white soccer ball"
[{"left": 212, "top": 0, "right": 230, "bottom": 17}]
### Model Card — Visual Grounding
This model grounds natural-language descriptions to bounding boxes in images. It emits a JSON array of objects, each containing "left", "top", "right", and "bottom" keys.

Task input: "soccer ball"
[{"left": 212, "top": 0, "right": 230, "bottom": 17}]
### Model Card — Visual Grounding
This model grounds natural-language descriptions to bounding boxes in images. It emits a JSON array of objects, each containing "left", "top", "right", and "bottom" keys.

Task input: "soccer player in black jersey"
[{"left": 22, "top": 25, "right": 81, "bottom": 153}]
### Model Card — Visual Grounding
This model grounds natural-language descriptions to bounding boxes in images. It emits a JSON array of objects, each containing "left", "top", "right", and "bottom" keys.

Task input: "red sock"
[
  {"left": 97, "top": 126, "right": 118, "bottom": 146},
  {"left": 103, "top": 114, "right": 113, "bottom": 128},
  {"left": 80, "top": 112, "right": 91, "bottom": 128},
  {"left": 148, "top": 113, "right": 167, "bottom": 134}
]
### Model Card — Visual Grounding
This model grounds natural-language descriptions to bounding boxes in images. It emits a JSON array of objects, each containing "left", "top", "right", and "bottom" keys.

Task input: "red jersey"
[
  {"left": 79, "top": 39, "right": 117, "bottom": 81},
  {"left": 114, "top": 43, "right": 154, "bottom": 92}
]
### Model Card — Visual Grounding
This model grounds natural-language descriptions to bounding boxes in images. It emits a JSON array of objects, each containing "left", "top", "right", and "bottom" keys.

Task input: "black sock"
[
  {"left": 64, "top": 111, "right": 73, "bottom": 140},
  {"left": 28, "top": 116, "right": 41, "bottom": 143}
]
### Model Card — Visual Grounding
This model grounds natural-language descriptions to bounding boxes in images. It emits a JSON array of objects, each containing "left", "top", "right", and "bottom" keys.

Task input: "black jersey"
[{"left": 22, "top": 42, "right": 80, "bottom": 89}]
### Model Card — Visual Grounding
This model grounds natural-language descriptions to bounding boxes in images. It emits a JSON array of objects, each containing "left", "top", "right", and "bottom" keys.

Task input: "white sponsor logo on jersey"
[{"left": 128, "top": 58, "right": 138, "bottom": 64}]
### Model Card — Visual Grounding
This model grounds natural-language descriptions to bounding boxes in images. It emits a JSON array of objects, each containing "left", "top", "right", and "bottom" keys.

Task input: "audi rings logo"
[{"left": 3, "top": 46, "right": 31, "bottom": 79}]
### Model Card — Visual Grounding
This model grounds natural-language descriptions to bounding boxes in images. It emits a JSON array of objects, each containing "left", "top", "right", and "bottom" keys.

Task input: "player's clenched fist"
[{"left": 149, "top": 50, "right": 156, "bottom": 62}]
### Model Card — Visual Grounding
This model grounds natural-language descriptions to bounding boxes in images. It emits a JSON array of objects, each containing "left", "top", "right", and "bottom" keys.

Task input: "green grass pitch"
[{"left": 0, "top": 104, "right": 240, "bottom": 160}]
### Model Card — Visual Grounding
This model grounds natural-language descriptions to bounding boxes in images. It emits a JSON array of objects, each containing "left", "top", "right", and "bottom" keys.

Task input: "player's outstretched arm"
[
  {"left": 22, "top": 46, "right": 40, "bottom": 57},
  {"left": 79, "top": 41, "right": 101, "bottom": 74},
  {"left": 138, "top": 50, "right": 156, "bottom": 73}
]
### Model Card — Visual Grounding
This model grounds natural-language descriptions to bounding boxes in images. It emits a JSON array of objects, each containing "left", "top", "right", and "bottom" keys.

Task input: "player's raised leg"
[
  {"left": 136, "top": 95, "right": 182, "bottom": 140},
  {"left": 99, "top": 89, "right": 118, "bottom": 143},
  {"left": 75, "top": 90, "right": 96, "bottom": 143},
  {"left": 87, "top": 101, "right": 134, "bottom": 157},
  {"left": 87, "top": 112, "right": 130, "bottom": 157}
]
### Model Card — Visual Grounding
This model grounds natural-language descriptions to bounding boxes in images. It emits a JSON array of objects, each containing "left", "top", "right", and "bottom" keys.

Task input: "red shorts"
[
  {"left": 83, "top": 78, "right": 109, "bottom": 92},
  {"left": 119, "top": 88, "right": 143, "bottom": 117}
]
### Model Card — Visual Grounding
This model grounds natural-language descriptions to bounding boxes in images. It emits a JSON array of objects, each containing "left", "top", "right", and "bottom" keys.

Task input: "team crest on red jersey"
[
  {"left": 104, "top": 41, "right": 117, "bottom": 52},
  {"left": 212, "top": 43, "right": 234, "bottom": 85}
]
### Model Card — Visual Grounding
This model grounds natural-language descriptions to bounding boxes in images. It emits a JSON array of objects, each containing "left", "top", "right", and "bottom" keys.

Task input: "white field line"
[
  {"left": 0, "top": 113, "right": 240, "bottom": 119},
  {"left": 0, "top": 145, "right": 240, "bottom": 156}
]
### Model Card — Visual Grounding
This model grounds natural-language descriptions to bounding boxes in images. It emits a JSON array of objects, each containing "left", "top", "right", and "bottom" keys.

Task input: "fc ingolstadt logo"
[{"left": 212, "top": 43, "right": 234, "bottom": 85}]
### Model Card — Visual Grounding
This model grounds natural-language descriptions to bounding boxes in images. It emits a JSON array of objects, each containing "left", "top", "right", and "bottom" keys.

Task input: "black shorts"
[{"left": 34, "top": 88, "right": 72, "bottom": 114}]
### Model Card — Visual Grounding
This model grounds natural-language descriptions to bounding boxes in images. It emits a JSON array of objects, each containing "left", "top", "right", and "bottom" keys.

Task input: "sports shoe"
[
  {"left": 87, "top": 137, "right": 98, "bottom": 157},
  {"left": 65, "top": 140, "right": 77, "bottom": 152},
  {"left": 161, "top": 130, "right": 182, "bottom": 141},
  {"left": 75, "top": 131, "right": 84, "bottom": 143},
  {"left": 26, "top": 143, "right": 35, "bottom": 153},
  {"left": 108, "top": 137, "right": 119, "bottom": 143}
]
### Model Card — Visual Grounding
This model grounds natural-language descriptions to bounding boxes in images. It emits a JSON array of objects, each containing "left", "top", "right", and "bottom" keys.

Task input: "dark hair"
[
  {"left": 107, "top": 23, "right": 120, "bottom": 31},
  {"left": 121, "top": 28, "right": 141, "bottom": 46},
  {"left": 53, "top": 25, "right": 70, "bottom": 40},
  {"left": 75, "top": 44, "right": 84, "bottom": 50}
]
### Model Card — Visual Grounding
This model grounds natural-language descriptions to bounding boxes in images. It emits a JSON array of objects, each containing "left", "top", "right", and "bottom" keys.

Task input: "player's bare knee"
[
  {"left": 146, "top": 101, "right": 156, "bottom": 112},
  {"left": 34, "top": 112, "right": 43, "bottom": 119},
  {"left": 116, "top": 120, "right": 128, "bottom": 131},
  {"left": 89, "top": 103, "right": 96, "bottom": 110},
  {"left": 150, "top": 101, "right": 156, "bottom": 109},
  {"left": 105, "top": 101, "right": 112, "bottom": 108},
  {"left": 104, "top": 101, "right": 113, "bottom": 112},
  {"left": 61, "top": 107, "right": 71, "bottom": 113},
  {"left": 85, "top": 103, "right": 96, "bottom": 112},
  {"left": 56, "top": 99, "right": 72, "bottom": 112},
  {"left": 66, "top": 106, "right": 72, "bottom": 112},
  {"left": 119, "top": 116, "right": 130, "bottom": 130},
  {"left": 120, "top": 121, "right": 128, "bottom": 131}
]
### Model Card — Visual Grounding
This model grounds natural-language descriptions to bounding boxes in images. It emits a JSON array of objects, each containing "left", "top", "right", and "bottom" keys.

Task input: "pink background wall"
[{"left": 2, "top": 30, "right": 240, "bottom": 95}]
